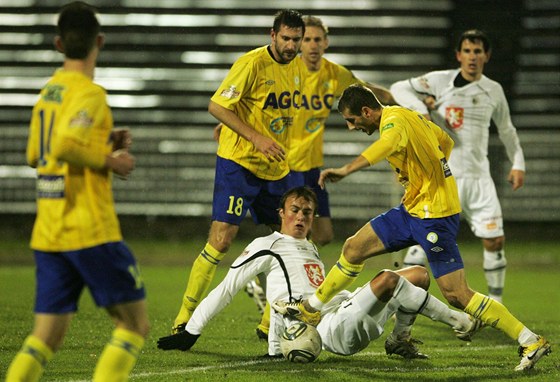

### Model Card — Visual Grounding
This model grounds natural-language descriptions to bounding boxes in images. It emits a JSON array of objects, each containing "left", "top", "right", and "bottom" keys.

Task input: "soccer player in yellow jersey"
[
  {"left": 6, "top": 2, "right": 149, "bottom": 381},
  {"left": 274, "top": 84, "right": 550, "bottom": 371},
  {"left": 160, "top": 10, "right": 306, "bottom": 347}
]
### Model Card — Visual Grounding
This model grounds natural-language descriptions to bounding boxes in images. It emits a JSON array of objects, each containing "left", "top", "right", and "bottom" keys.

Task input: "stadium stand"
[{"left": 0, "top": 0, "right": 558, "bottom": 224}]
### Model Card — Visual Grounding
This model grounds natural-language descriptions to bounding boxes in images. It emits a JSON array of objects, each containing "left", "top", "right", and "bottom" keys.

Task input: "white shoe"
[{"left": 515, "top": 336, "right": 551, "bottom": 371}]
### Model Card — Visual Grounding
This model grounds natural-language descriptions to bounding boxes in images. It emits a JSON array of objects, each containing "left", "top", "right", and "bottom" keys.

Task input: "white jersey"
[
  {"left": 185, "top": 231, "right": 325, "bottom": 355},
  {"left": 390, "top": 69, "right": 525, "bottom": 179}
]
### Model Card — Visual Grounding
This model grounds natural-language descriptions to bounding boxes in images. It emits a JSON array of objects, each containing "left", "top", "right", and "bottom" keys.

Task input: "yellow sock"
[
  {"left": 174, "top": 243, "right": 226, "bottom": 326},
  {"left": 5, "top": 335, "right": 53, "bottom": 382},
  {"left": 93, "top": 328, "right": 145, "bottom": 382},
  {"left": 314, "top": 253, "right": 365, "bottom": 305},
  {"left": 257, "top": 302, "right": 271, "bottom": 335},
  {"left": 465, "top": 292, "right": 524, "bottom": 340}
]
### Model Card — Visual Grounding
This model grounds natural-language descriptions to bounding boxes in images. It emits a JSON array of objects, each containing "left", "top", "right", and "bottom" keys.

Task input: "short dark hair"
[
  {"left": 337, "top": 84, "right": 382, "bottom": 115},
  {"left": 272, "top": 9, "right": 305, "bottom": 35},
  {"left": 57, "top": 1, "right": 100, "bottom": 59},
  {"left": 456, "top": 29, "right": 491, "bottom": 53},
  {"left": 279, "top": 186, "right": 318, "bottom": 215}
]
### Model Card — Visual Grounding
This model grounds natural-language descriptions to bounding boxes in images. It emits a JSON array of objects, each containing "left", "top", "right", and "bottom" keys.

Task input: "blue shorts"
[
  {"left": 212, "top": 157, "right": 295, "bottom": 226},
  {"left": 370, "top": 205, "right": 464, "bottom": 278},
  {"left": 34, "top": 241, "right": 146, "bottom": 313},
  {"left": 288, "top": 168, "right": 330, "bottom": 217}
]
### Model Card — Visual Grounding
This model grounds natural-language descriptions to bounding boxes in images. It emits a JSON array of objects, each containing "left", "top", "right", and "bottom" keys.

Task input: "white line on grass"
[{"left": 67, "top": 344, "right": 512, "bottom": 381}]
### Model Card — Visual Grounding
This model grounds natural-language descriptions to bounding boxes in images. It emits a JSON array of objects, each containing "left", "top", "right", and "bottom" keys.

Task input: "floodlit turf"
[{"left": 0, "top": 239, "right": 558, "bottom": 381}]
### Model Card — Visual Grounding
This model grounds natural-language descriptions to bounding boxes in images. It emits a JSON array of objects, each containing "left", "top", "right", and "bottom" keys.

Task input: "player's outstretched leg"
[{"left": 172, "top": 243, "right": 226, "bottom": 334}]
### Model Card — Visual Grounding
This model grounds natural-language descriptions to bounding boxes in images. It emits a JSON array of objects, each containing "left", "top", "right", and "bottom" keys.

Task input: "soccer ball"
[{"left": 280, "top": 322, "right": 322, "bottom": 363}]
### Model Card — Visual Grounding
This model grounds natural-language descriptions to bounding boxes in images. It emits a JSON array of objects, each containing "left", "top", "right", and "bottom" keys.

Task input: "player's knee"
[
  {"left": 482, "top": 236, "right": 504, "bottom": 252},
  {"left": 410, "top": 265, "right": 430, "bottom": 290},
  {"left": 341, "top": 236, "right": 365, "bottom": 264},
  {"left": 370, "top": 270, "right": 399, "bottom": 301}
]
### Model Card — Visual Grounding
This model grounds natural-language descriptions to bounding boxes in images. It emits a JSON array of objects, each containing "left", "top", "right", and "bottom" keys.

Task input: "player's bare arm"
[
  {"left": 318, "top": 155, "right": 370, "bottom": 189},
  {"left": 208, "top": 100, "right": 285, "bottom": 162}
]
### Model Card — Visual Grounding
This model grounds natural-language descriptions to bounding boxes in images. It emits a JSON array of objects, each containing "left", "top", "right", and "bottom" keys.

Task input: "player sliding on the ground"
[{"left": 158, "top": 186, "right": 483, "bottom": 359}]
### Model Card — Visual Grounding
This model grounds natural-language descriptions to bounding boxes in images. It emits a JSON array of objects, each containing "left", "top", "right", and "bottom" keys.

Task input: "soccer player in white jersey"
[
  {"left": 158, "top": 186, "right": 484, "bottom": 359},
  {"left": 390, "top": 29, "right": 525, "bottom": 303}
]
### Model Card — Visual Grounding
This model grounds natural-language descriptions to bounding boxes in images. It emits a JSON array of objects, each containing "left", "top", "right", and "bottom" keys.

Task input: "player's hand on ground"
[
  {"left": 253, "top": 135, "right": 285, "bottom": 162},
  {"left": 106, "top": 150, "right": 135, "bottom": 179},
  {"left": 508, "top": 169, "right": 525, "bottom": 191},
  {"left": 157, "top": 330, "right": 200, "bottom": 351}
]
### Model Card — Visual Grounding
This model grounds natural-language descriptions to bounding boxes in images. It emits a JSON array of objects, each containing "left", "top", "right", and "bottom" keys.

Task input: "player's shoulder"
[
  {"left": 477, "top": 75, "right": 505, "bottom": 94},
  {"left": 236, "top": 45, "right": 271, "bottom": 64},
  {"left": 49, "top": 70, "right": 106, "bottom": 100}
]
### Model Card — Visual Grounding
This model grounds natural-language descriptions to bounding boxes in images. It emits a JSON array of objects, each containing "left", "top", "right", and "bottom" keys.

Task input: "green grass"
[{"left": 1, "top": 238, "right": 559, "bottom": 381}]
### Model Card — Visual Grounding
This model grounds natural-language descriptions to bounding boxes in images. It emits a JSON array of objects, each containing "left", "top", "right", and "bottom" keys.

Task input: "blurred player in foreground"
[
  {"left": 274, "top": 84, "right": 550, "bottom": 371},
  {"left": 6, "top": 2, "right": 149, "bottom": 381},
  {"left": 165, "top": 10, "right": 307, "bottom": 339},
  {"left": 391, "top": 29, "right": 525, "bottom": 303},
  {"left": 158, "top": 186, "right": 482, "bottom": 359}
]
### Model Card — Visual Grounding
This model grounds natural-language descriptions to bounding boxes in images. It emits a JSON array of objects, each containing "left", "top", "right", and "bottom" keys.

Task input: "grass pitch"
[{"left": 0, "top": 238, "right": 558, "bottom": 381}]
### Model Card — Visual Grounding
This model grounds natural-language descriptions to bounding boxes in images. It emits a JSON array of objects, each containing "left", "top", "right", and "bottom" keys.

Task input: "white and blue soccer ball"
[{"left": 280, "top": 322, "right": 322, "bottom": 363}]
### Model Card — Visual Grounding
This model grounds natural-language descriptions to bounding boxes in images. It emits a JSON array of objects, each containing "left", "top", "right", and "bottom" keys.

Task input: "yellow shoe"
[
  {"left": 514, "top": 336, "right": 551, "bottom": 371},
  {"left": 271, "top": 300, "right": 321, "bottom": 326}
]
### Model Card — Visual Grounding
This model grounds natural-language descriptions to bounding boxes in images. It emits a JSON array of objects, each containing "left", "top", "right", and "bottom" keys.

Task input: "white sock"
[
  {"left": 518, "top": 327, "right": 538, "bottom": 346},
  {"left": 403, "top": 245, "right": 427, "bottom": 267}
]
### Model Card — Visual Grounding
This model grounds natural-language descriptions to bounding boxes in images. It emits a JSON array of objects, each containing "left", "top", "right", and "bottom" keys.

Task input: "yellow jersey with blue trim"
[
  {"left": 26, "top": 70, "right": 122, "bottom": 251},
  {"left": 360, "top": 106, "right": 461, "bottom": 219},
  {"left": 212, "top": 45, "right": 305, "bottom": 180},
  {"left": 289, "top": 57, "right": 361, "bottom": 171}
]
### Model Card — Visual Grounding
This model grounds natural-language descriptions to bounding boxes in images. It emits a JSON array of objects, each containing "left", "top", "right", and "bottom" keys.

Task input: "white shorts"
[
  {"left": 456, "top": 177, "right": 504, "bottom": 239},
  {"left": 317, "top": 283, "right": 398, "bottom": 356}
]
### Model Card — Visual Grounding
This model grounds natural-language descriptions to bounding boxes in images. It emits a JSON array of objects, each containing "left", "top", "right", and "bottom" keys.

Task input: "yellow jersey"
[
  {"left": 289, "top": 57, "right": 360, "bottom": 171},
  {"left": 26, "top": 70, "right": 122, "bottom": 251},
  {"left": 361, "top": 106, "right": 461, "bottom": 218},
  {"left": 212, "top": 46, "right": 305, "bottom": 180}
]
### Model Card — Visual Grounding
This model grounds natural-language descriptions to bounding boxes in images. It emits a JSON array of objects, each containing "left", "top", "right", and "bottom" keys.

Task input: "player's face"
[
  {"left": 340, "top": 107, "right": 378, "bottom": 135},
  {"left": 271, "top": 25, "right": 303, "bottom": 64},
  {"left": 300, "top": 26, "right": 328, "bottom": 68},
  {"left": 279, "top": 195, "right": 315, "bottom": 239},
  {"left": 456, "top": 39, "right": 490, "bottom": 81}
]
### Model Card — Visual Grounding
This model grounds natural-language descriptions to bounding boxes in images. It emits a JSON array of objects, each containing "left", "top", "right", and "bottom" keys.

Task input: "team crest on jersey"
[
  {"left": 304, "top": 263, "right": 324, "bottom": 287},
  {"left": 220, "top": 85, "right": 240, "bottom": 99},
  {"left": 69, "top": 110, "right": 94, "bottom": 129},
  {"left": 42, "top": 84, "right": 64, "bottom": 103},
  {"left": 445, "top": 106, "right": 464, "bottom": 130}
]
